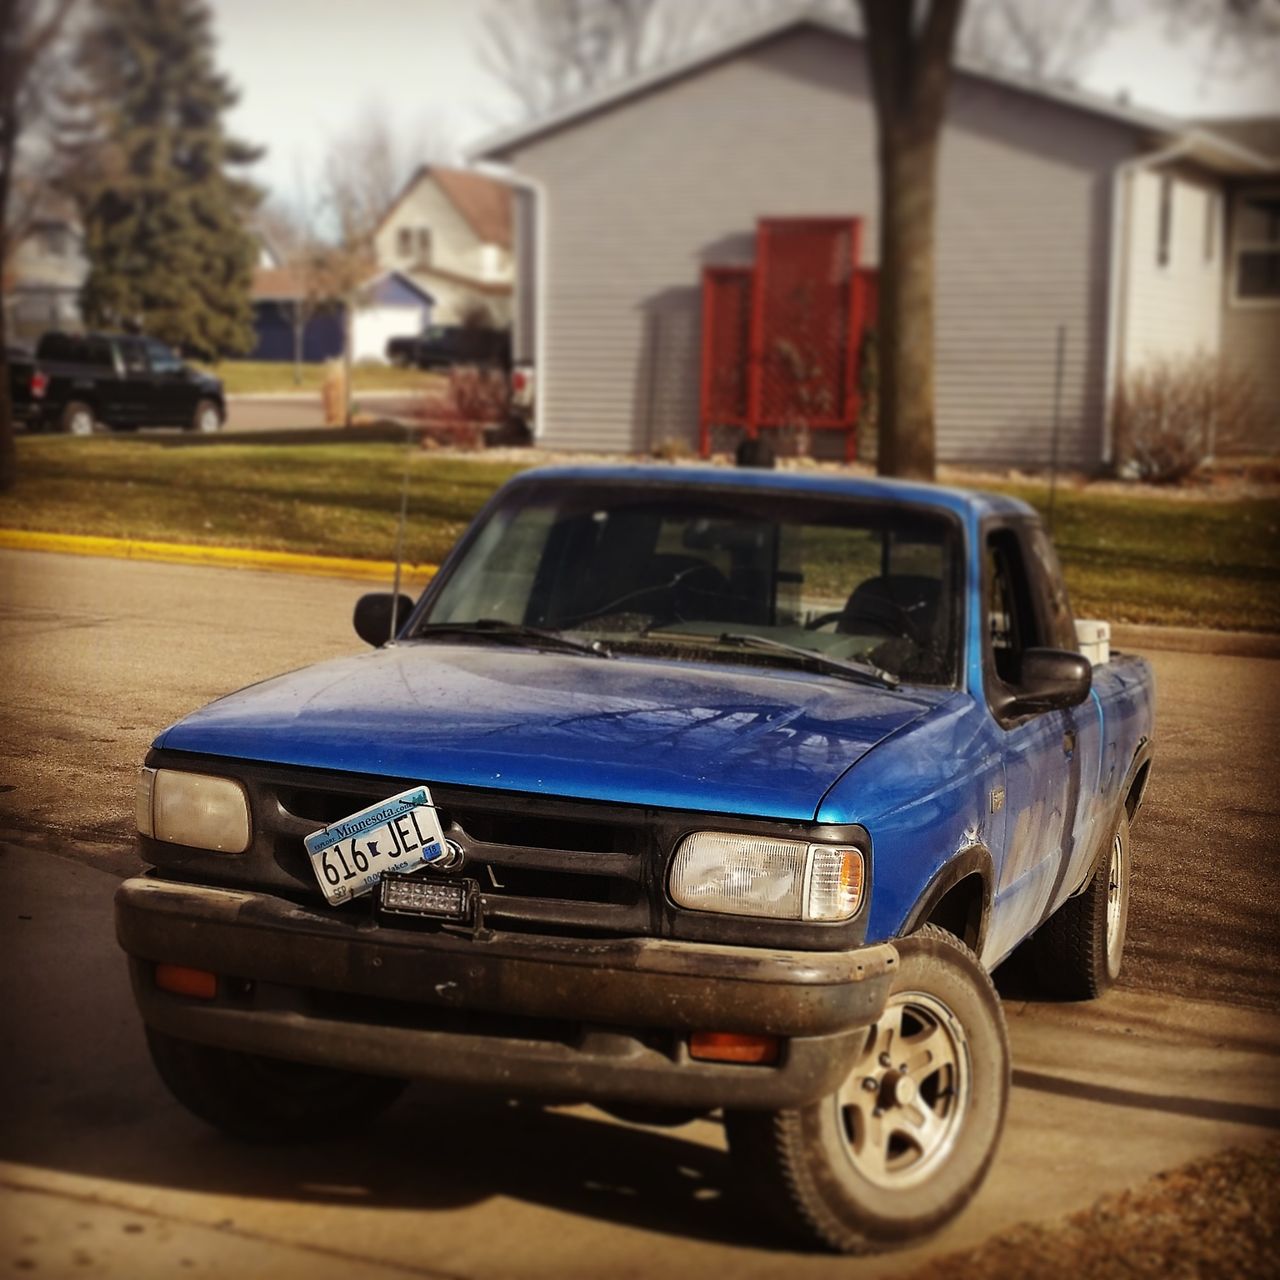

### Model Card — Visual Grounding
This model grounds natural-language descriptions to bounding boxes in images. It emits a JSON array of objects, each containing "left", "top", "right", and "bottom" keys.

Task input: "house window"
[
  {"left": 1156, "top": 175, "right": 1173, "bottom": 268},
  {"left": 1204, "top": 192, "right": 1217, "bottom": 264},
  {"left": 1232, "top": 188, "right": 1280, "bottom": 303},
  {"left": 417, "top": 227, "right": 431, "bottom": 263},
  {"left": 397, "top": 227, "right": 413, "bottom": 258}
]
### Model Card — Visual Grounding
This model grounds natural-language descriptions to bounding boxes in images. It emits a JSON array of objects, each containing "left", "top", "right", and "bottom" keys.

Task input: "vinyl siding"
[
  {"left": 498, "top": 27, "right": 1142, "bottom": 466},
  {"left": 1222, "top": 183, "right": 1280, "bottom": 451},
  {"left": 1120, "top": 164, "right": 1224, "bottom": 373}
]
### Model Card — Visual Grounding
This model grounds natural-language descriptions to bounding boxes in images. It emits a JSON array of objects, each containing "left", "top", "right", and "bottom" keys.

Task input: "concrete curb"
[
  {"left": 2, "top": 529, "right": 1276, "bottom": 657},
  {"left": 1111, "top": 623, "right": 1280, "bottom": 661},
  {"left": 0, "top": 529, "right": 437, "bottom": 584}
]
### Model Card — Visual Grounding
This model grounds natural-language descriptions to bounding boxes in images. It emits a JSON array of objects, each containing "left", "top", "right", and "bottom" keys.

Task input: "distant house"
[
  {"left": 249, "top": 266, "right": 345, "bottom": 363},
  {"left": 3, "top": 205, "right": 86, "bottom": 345},
  {"left": 349, "top": 270, "right": 435, "bottom": 362},
  {"left": 372, "top": 166, "right": 513, "bottom": 329},
  {"left": 248, "top": 265, "right": 435, "bottom": 366},
  {"left": 473, "top": 9, "right": 1280, "bottom": 466}
]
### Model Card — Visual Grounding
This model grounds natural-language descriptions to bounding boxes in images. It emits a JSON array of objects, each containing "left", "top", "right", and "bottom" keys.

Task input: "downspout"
[
  {"left": 473, "top": 162, "right": 549, "bottom": 442},
  {"left": 1103, "top": 138, "right": 1193, "bottom": 466}
]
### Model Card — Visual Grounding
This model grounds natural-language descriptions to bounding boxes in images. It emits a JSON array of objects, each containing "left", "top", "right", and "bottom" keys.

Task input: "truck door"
[
  {"left": 980, "top": 519, "right": 1095, "bottom": 964},
  {"left": 144, "top": 339, "right": 194, "bottom": 425},
  {"left": 113, "top": 336, "right": 154, "bottom": 425}
]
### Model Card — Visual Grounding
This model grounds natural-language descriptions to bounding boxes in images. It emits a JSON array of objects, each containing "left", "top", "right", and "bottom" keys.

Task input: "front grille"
[{"left": 264, "top": 767, "right": 653, "bottom": 936}]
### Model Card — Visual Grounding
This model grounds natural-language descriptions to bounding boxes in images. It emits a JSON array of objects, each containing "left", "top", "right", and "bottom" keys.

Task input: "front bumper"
[{"left": 117, "top": 876, "right": 898, "bottom": 1110}]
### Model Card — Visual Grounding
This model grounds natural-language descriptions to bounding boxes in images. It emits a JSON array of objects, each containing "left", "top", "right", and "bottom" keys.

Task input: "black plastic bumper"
[{"left": 116, "top": 876, "right": 898, "bottom": 1109}]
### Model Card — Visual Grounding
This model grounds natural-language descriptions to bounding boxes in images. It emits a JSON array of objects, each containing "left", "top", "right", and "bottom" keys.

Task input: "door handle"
[{"left": 1063, "top": 730, "right": 1076, "bottom": 756}]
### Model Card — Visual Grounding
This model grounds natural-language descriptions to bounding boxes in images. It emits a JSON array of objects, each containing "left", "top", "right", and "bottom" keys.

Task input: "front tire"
[
  {"left": 190, "top": 398, "right": 222, "bottom": 433},
  {"left": 1026, "top": 809, "right": 1131, "bottom": 1000},
  {"left": 145, "top": 1028, "right": 407, "bottom": 1143},
  {"left": 725, "top": 926, "right": 1010, "bottom": 1253}
]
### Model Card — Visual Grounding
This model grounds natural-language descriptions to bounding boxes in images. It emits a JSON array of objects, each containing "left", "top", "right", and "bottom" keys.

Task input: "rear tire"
[
  {"left": 190, "top": 398, "right": 222, "bottom": 433},
  {"left": 725, "top": 926, "right": 1009, "bottom": 1253},
  {"left": 145, "top": 1027, "right": 407, "bottom": 1143},
  {"left": 60, "top": 400, "right": 96, "bottom": 436},
  {"left": 1025, "top": 809, "right": 1131, "bottom": 1000}
]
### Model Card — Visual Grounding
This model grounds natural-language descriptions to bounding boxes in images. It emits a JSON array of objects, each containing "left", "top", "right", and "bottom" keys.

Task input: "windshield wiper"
[
  {"left": 414, "top": 619, "right": 613, "bottom": 659},
  {"left": 717, "top": 632, "right": 899, "bottom": 689}
]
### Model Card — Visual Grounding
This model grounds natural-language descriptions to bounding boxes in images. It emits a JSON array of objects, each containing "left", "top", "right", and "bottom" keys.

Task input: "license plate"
[{"left": 303, "top": 785, "right": 449, "bottom": 906}]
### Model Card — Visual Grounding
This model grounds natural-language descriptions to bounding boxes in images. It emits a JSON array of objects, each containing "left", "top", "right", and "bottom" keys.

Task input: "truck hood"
[{"left": 157, "top": 643, "right": 952, "bottom": 820}]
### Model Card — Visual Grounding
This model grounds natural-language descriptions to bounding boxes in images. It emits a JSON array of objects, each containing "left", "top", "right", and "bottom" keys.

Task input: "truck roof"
[{"left": 508, "top": 464, "right": 1038, "bottom": 524}]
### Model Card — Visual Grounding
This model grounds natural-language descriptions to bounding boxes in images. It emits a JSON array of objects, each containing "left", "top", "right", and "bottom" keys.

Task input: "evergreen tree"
[{"left": 60, "top": 0, "right": 261, "bottom": 357}]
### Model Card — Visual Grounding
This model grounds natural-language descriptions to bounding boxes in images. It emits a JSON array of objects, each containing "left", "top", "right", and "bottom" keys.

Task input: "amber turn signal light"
[
  {"left": 689, "top": 1031, "right": 780, "bottom": 1065},
  {"left": 154, "top": 964, "right": 218, "bottom": 1000}
]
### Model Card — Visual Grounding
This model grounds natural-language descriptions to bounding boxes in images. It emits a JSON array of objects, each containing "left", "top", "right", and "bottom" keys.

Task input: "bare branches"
[
  {"left": 1, "top": 0, "right": 78, "bottom": 267},
  {"left": 478, "top": 0, "right": 709, "bottom": 117},
  {"left": 960, "top": 0, "right": 1117, "bottom": 81},
  {"left": 1159, "top": 0, "right": 1280, "bottom": 77}
]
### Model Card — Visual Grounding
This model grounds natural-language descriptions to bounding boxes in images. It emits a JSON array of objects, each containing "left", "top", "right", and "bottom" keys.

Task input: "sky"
[{"left": 212, "top": 0, "right": 1280, "bottom": 207}]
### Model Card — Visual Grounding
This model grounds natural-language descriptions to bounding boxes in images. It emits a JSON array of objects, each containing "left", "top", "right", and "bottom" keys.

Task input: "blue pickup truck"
[{"left": 116, "top": 465, "right": 1154, "bottom": 1252}]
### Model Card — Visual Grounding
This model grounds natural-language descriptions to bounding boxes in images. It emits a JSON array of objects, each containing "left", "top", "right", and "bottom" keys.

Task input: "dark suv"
[{"left": 10, "top": 331, "right": 225, "bottom": 434}]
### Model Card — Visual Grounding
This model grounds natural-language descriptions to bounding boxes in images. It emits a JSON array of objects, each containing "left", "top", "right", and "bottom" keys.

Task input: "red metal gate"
[{"left": 700, "top": 217, "right": 875, "bottom": 461}]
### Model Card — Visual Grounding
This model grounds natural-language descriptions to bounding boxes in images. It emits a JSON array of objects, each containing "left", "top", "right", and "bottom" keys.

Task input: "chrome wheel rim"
[
  {"left": 1105, "top": 831, "right": 1129, "bottom": 979},
  {"left": 196, "top": 406, "right": 219, "bottom": 432},
  {"left": 68, "top": 409, "right": 93, "bottom": 435},
  {"left": 835, "top": 990, "right": 969, "bottom": 1190}
]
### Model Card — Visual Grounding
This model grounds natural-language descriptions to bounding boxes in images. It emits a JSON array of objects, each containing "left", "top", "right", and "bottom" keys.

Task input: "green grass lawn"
[
  {"left": 196, "top": 360, "right": 444, "bottom": 396},
  {"left": 0, "top": 436, "right": 525, "bottom": 567},
  {"left": 2, "top": 436, "right": 1277, "bottom": 632}
]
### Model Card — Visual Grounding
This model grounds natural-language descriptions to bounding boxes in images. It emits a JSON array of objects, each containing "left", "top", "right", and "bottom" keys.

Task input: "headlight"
[
  {"left": 137, "top": 767, "right": 251, "bottom": 853},
  {"left": 669, "top": 832, "right": 864, "bottom": 922}
]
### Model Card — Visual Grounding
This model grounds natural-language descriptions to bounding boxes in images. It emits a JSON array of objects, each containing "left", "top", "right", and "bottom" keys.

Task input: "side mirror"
[
  {"left": 354, "top": 592, "right": 415, "bottom": 647},
  {"left": 1004, "top": 647, "right": 1092, "bottom": 717}
]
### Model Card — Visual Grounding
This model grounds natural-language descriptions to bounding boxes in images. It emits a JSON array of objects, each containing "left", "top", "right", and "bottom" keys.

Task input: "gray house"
[{"left": 474, "top": 10, "right": 1279, "bottom": 467}]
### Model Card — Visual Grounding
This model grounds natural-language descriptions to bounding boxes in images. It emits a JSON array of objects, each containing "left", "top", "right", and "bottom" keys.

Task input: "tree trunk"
[
  {"left": 876, "top": 127, "right": 940, "bottom": 480},
  {"left": 342, "top": 298, "right": 354, "bottom": 429},
  {"left": 0, "top": 307, "right": 15, "bottom": 495},
  {"left": 292, "top": 300, "right": 303, "bottom": 386},
  {"left": 859, "top": 0, "right": 963, "bottom": 483}
]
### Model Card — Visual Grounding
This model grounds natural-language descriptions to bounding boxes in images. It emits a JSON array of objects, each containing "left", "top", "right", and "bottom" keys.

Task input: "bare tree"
[
  {"left": 0, "top": 0, "right": 76, "bottom": 492},
  {"left": 315, "top": 112, "right": 454, "bottom": 423},
  {"left": 479, "top": 0, "right": 719, "bottom": 115},
  {"left": 854, "top": 1, "right": 964, "bottom": 481},
  {"left": 960, "top": 0, "right": 1117, "bottom": 80},
  {"left": 254, "top": 199, "right": 341, "bottom": 385},
  {"left": 1160, "top": 0, "right": 1280, "bottom": 75}
]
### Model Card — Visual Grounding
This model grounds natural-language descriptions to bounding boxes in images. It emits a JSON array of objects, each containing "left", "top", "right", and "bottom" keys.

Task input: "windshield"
[{"left": 418, "top": 480, "right": 963, "bottom": 686}]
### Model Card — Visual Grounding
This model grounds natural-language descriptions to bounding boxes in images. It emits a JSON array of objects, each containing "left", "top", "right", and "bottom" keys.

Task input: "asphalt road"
[{"left": 1, "top": 548, "right": 1278, "bottom": 1277}]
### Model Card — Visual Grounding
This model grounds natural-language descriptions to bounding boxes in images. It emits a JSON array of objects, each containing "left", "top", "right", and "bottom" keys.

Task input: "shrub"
[
  {"left": 414, "top": 365, "right": 511, "bottom": 451},
  {"left": 1113, "top": 356, "right": 1261, "bottom": 484}
]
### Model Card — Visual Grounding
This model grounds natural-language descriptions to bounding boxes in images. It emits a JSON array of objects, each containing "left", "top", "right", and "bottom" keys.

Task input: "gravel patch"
[{"left": 907, "top": 1141, "right": 1280, "bottom": 1279}]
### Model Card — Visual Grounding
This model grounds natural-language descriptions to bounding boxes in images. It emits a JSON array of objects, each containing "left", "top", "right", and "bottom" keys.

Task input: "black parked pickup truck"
[
  {"left": 9, "top": 331, "right": 226, "bottom": 434},
  {"left": 385, "top": 325, "right": 510, "bottom": 371}
]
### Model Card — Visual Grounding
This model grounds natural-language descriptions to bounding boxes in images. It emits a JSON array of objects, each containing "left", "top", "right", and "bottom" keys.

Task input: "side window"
[
  {"left": 1025, "top": 524, "right": 1076, "bottom": 651},
  {"left": 145, "top": 340, "right": 183, "bottom": 373},
  {"left": 986, "top": 528, "right": 1042, "bottom": 686},
  {"left": 118, "top": 339, "right": 148, "bottom": 374}
]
